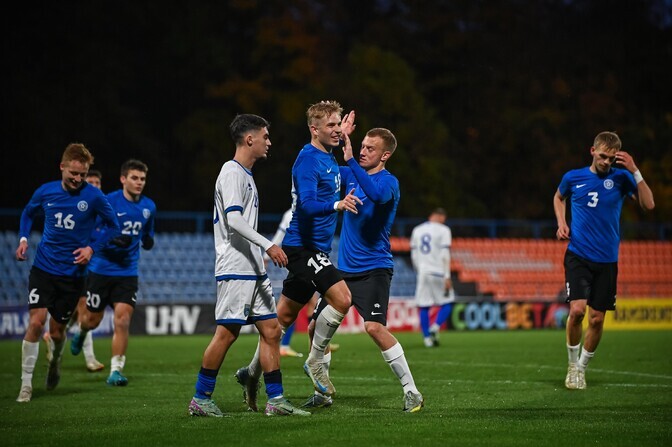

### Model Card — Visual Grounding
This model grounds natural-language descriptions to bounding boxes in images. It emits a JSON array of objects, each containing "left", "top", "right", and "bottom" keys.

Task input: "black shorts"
[
  {"left": 564, "top": 250, "right": 618, "bottom": 312},
  {"left": 28, "top": 266, "right": 84, "bottom": 323},
  {"left": 314, "top": 268, "right": 393, "bottom": 325},
  {"left": 86, "top": 272, "right": 139, "bottom": 312},
  {"left": 281, "top": 245, "right": 342, "bottom": 305}
]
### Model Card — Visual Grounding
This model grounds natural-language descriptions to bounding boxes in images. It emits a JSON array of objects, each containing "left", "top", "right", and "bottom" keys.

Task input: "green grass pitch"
[{"left": 1, "top": 330, "right": 671, "bottom": 446}]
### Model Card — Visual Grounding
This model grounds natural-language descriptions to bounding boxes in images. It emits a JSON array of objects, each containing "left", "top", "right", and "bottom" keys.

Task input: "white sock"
[
  {"left": 21, "top": 340, "right": 39, "bottom": 387},
  {"left": 322, "top": 352, "right": 332, "bottom": 375},
  {"left": 309, "top": 305, "right": 344, "bottom": 362},
  {"left": 578, "top": 347, "right": 594, "bottom": 371},
  {"left": 429, "top": 323, "right": 440, "bottom": 333},
  {"left": 382, "top": 343, "right": 418, "bottom": 394},
  {"left": 111, "top": 355, "right": 126, "bottom": 373},
  {"left": 68, "top": 319, "right": 80, "bottom": 333},
  {"left": 83, "top": 331, "right": 96, "bottom": 362},
  {"left": 567, "top": 343, "right": 581, "bottom": 364},
  {"left": 248, "top": 337, "right": 262, "bottom": 379}
]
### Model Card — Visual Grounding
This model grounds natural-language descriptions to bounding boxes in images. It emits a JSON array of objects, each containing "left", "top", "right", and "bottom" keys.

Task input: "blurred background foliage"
[{"left": 3, "top": 0, "right": 670, "bottom": 222}]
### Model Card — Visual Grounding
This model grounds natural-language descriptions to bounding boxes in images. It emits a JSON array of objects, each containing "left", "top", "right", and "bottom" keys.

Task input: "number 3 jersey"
[
  {"left": 19, "top": 181, "right": 120, "bottom": 277},
  {"left": 88, "top": 189, "right": 156, "bottom": 276},
  {"left": 558, "top": 166, "right": 637, "bottom": 263}
]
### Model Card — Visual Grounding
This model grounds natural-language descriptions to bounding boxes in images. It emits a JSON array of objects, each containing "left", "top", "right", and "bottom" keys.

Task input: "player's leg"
[
  {"left": 429, "top": 302, "right": 453, "bottom": 345},
  {"left": 190, "top": 323, "right": 240, "bottom": 417},
  {"left": 71, "top": 272, "right": 107, "bottom": 356},
  {"left": 17, "top": 307, "right": 49, "bottom": 402},
  {"left": 107, "top": 302, "right": 134, "bottom": 386},
  {"left": 576, "top": 261, "right": 616, "bottom": 389},
  {"left": 563, "top": 251, "right": 590, "bottom": 390},
  {"left": 43, "top": 273, "right": 83, "bottom": 392},
  {"left": 280, "top": 322, "right": 303, "bottom": 357},
  {"left": 302, "top": 298, "right": 334, "bottom": 408},
  {"left": 244, "top": 293, "right": 304, "bottom": 384},
  {"left": 354, "top": 268, "right": 424, "bottom": 412},
  {"left": 255, "top": 317, "right": 310, "bottom": 416},
  {"left": 418, "top": 307, "right": 433, "bottom": 347},
  {"left": 73, "top": 296, "right": 103, "bottom": 371}
]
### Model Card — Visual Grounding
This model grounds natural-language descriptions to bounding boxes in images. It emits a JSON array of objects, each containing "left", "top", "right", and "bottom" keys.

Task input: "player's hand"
[
  {"left": 337, "top": 188, "right": 363, "bottom": 214},
  {"left": 15, "top": 240, "right": 28, "bottom": 261},
  {"left": 556, "top": 223, "right": 570, "bottom": 240},
  {"left": 73, "top": 246, "right": 94, "bottom": 265},
  {"left": 341, "top": 110, "right": 356, "bottom": 137},
  {"left": 266, "top": 245, "right": 288, "bottom": 268},
  {"left": 111, "top": 234, "right": 133, "bottom": 248},
  {"left": 615, "top": 151, "right": 637, "bottom": 173},
  {"left": 342, "top": 131, "right": 354, "bottom": 162}
]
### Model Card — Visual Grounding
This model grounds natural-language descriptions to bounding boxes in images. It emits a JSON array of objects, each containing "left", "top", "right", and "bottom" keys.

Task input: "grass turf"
[{"left": 1, "top": 330, "right": 671, "bottom": 446}]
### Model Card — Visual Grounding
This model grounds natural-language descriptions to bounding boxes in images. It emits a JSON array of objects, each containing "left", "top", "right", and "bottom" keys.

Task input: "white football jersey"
[
  {"left": 213, "top": 161, "right": 265, "bottom": 278},
  {"left": 410, "top": 221, "right": 452, "bottom": 276}
]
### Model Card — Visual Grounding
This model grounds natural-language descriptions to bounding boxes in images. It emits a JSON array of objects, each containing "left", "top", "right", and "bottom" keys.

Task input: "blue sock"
[
  {"left": 281, "top": 323, "right": 295, "bottom": 346},
  {"left": 263, "top": 369, "right": 283, "bottom": 399},
  {"left": 434, "top": 303, "right": 453, "bottom": 329},
  {"left": 194, "top": 367, "right": 218, "bottom": 399},
  {"left": 419, "top": 307, "right": 431, "bottom": 337}
]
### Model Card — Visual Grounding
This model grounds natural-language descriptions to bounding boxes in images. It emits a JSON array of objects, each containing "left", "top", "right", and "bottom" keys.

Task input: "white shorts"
[
  {"left": 215, "top": 277, "right": 276, "bottom": 325},
  {"left": 414, "top": 273, "right": 454, "bottom": 307}
]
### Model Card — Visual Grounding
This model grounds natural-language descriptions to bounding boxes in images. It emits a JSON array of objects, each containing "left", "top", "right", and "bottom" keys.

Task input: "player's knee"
[
  {"left": 588, "top": 313, "right": 605, "bottom": 327},
  {"left": 364, "top": 321, "right": 385, "bottom": 339}
]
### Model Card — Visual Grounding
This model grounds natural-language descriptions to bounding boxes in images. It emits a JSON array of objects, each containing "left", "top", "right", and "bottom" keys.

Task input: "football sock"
[
  {"left": 418, "top": 307, "right": 431, "bottom": 337},
  {"left": 111, "top": 355, "right": 126, "bottom": 373},
  {"left": 21, "top": 340, "right": 39, "bottom": 387},
  {"left": 567, "top": 343, "right": 581, "bottom": 364},
  {"left": 263, "top": 369, "right": 283, "bottom": 399},
  {"left": 281, "top": 323, "right": 295, "bottom": 347},
  {"left": 382, "top": 342, "right": 418, "bottom": 394},
  {"left": 309, "top": 305, "right": 344, "bottom": 362},
  {"left": 83, "top": 331, "right": 96, "bottom": 362},
  {"left": 433, "top": 303, "right": 453, "bottom": 329},
  {"left": 194, "top": 367, "right": 218, "bottom": 399},
  {"left": 578, "top": 347, "right": 594, "bottom": 371},
  {"left": 322, "top": 351, "right": 332, "bottom": 375},
  {"left": 248, "top": 338, "right": 262, "bottom": 379}
]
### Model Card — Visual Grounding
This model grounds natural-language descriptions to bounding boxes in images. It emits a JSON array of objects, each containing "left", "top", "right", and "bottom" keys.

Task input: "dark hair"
[
  {"left": 86, "top": 169, "right": 102, "bottom": 180},
  {"left": 120, "top": 159, "right": 148, "bottom": 177},
  {"left": 431, "top": 207, "right": 447, "bottom": 216},
  {"left": 230, "top": 114, "right": 270, "bottom": 146}
]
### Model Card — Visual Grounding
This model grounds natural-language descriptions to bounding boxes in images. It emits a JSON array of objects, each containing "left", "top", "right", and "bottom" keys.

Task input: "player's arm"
[
  {"left": 553, "top": 189, "right": 570, "bottom": 240},
  {"left": 228, "top": 210, "right": 287, "bottom": 267},
  {"left": 615, "top": 151, "right": 655, "bottom": 211},
  {"left": 141, "top": 203, "right": 157, "bottom": 250},
  {"left": 77, "top": 195, "right": 122, "bottom": 264},
  {"left": 15, "top": 187, "right": 44, "bottom": 261},
  {"left": 345, "top": 158, "right": 394, "bottom": 203},
  {"left": 295, "top": 160, "right": 360, "bottom": 215},
  {"left": 409, "top": 230, "right": 419, "bottom": 271}
]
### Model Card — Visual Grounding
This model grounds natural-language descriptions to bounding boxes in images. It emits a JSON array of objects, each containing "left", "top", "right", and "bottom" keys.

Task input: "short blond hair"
[
  {"left": 306, "top": 100, "right": 343, "bottom": 126},
  {"left": 593, "top": 131, "right": 621, "bottom": 151}
]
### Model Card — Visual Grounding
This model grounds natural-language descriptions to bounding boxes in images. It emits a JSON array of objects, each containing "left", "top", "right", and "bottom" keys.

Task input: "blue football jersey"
[
  {"left": 283, "top": 144, "right": 341, "bottom": 253},
  {"left": 19, "top": 181, "right": 120, "bottom": 277},
  {"left": 558, "top": 166, "right": 637, "bottom": 262},
  {"left": 88, "top": 189, "right": 156, "bottom": 276},
  {"left": 338, "top": 159, "right": 399, "bottom": 272}
]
